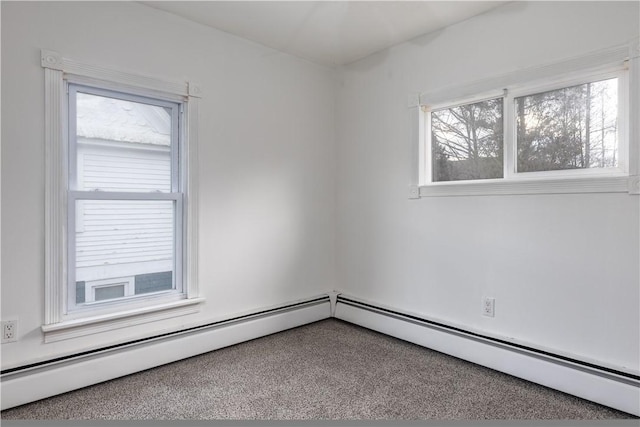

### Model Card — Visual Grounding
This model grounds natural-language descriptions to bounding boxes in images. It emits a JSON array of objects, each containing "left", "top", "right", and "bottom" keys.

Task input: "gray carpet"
[{"left": 1, "top": 319, "right": 636, "bottom": 420}]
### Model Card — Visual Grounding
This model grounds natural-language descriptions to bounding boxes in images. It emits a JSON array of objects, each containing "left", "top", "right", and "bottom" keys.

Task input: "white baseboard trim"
[
  {"left": 334, "top": 295, "right": 640, "bottom": 417},
  {"left": 0, "top": 296, "right": 330, "bottom": 410}
]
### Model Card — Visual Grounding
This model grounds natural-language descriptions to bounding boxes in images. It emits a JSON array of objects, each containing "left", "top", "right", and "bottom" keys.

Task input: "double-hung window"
[
  {"left": 413, "top": 41, "right": 638, "bottom": 197},
  {"left": 42, "top": 50, "right": 201, "bottom": 341},
  {"left": 68, "top": 85, "right": 183, "bottom": 313}
]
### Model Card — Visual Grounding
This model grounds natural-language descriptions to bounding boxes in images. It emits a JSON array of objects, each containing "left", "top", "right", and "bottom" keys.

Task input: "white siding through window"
[{"left": 75, "top": 141, "right": 173, "bottom": 283}]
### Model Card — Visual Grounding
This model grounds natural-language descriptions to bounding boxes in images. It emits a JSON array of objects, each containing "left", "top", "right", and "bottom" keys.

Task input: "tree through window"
[
  {"left": 431, "top": 97, "right": 503, "bottom": 182},
  {"left": 516, "top": 78, "right": 618, "bottom": 173}
]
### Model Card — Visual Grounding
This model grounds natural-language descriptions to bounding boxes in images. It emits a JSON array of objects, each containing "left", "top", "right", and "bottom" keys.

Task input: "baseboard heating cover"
[
  {"left": 334, "top": 294, "right": 640, "bottom": 417},
  {"left": 0, "top": 295, "right": 330, "bottom": 410}
]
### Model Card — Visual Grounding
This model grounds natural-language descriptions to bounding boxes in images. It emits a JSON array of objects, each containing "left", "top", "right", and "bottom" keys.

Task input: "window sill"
[
  {"left": 416, "top": 175, "right": 638, "bottom": 198},
  {"left": 41, "top": 297, "right": 205, "bottom": 343}
]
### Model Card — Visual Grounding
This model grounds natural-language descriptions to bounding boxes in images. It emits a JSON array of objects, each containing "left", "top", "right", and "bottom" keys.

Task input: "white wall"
[
  {"left": 1, "top": 1, "right": 336, "bottom": 368},
  {"left": 2, "top": 0, "right": 638, "bottom": 382},
  {"left": 335, "top": 1, "right": 640, "bottom": 374}
]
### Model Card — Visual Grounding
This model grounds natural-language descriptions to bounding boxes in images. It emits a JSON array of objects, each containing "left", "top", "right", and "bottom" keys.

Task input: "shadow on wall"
[
  {"left": 205, "top": 169, "right": 307, "bottom": 301},
  {"left": 343, "top": 0, "right": 530, "bottom": 74}
]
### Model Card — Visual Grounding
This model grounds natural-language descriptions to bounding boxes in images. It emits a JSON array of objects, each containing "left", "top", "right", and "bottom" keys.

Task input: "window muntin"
[
  {"left": 431, "top": 97, "right": 504, "bottom": 182},
  {"left": 67, "top": 84, "right": 183, "bottom": 313},
  {"left": 516, "top": 78, "right": 619, "bottom": 173}
]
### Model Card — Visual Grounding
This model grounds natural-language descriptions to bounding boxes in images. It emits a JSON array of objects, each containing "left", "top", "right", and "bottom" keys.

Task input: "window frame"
[
  {"left": 507, "top": 68, "right": 628, "bottom": 180},
  {"left": 425, "top": 89, "right": 506, "bottom": 185},
  {"left": 41, "top": 50, "right": 203, "bottom": 342},
  {"left": 410, "top": 40, "right": 639, "bottom": 198},
  {"left": 66, "top": 84, "right": 184, "bottom": 317}
]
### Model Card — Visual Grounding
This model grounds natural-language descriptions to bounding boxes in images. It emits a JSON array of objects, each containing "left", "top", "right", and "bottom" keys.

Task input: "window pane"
[
  {"left": 431, "top": 98, "right": 503, "bottom": 182},
  {"left": 75, "top": 92, "right": 173, "bottom": 192},
  {"left": 516, "top": 78, "right": 618, "bottom": 172},
  {"left": 74, "top": 199, "right": 175, "bottom": 305},
  {"left": 95, "top": 285, "right": 126, "bottom": 301}
]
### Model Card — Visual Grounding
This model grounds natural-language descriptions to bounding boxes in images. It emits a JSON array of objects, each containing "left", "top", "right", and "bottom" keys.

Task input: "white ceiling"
[{"left": 141, "top": 1, "right": 507, "bottom": 67}]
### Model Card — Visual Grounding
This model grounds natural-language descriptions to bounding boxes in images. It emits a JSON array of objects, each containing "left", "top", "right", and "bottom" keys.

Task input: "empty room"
[{"left": 1, "top": 0, "right": 639, "bottom": 422}]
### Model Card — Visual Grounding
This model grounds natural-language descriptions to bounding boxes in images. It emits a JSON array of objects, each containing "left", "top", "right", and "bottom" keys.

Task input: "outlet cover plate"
[
  {"left": 483, "top": 298, "right": 495, "bottom": 317},
  {"left": 2, "top": 320, "right": 18, "bottom": 343}
]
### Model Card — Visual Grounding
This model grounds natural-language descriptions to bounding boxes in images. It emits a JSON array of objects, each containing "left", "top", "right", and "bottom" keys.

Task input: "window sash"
[
  {"left": 68, "top": 84, "right": 181, "bottom": 193},
  {"left": 428, "top": 95, "right": 505, "bottom": 183},
  {"left": 67, "top": 194, "right": 185, "bottom": 317}
]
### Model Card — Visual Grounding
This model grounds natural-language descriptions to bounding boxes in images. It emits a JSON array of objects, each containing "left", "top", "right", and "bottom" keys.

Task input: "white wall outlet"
[
  {"left": 2, "top": 319, "right": 18, "bottom": 343},
  {"left": 483, "top": 297, "right": 495, "bottom": 317}
]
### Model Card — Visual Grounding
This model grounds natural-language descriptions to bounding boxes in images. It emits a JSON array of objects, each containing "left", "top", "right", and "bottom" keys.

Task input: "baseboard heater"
[
  {"left": 0, "top": 295, "right": 331, "bottom": 410},
  {"left": 334, "top": 294, "right": 640, "bottom": 417}
]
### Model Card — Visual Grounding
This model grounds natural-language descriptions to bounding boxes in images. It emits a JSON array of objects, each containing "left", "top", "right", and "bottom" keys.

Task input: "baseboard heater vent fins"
[
  {"left": 2, "top": 295, "right": 330, "bottom": 377},
  {"left": 336, "top": 295, "right": 638, "bottom": 384},
  {"left": 334, "top": 294, "right": 639, "bottom": 416},
  {"left": 1, "top": 295, "right": 331, "bottom": 410}
]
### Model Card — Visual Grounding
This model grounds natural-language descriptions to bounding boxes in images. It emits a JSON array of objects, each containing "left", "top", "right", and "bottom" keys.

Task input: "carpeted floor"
[{"left": 1, "top": 319, "right": 636, "bottom": 420}]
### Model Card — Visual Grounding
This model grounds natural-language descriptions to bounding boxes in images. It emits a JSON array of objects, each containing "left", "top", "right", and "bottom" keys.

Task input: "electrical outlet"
[
  {"left": 483, "top": 298, "right": 495, "bottom": 317},
  {"left": 2, "top": 320, "right": 18, "bottom": 343}
]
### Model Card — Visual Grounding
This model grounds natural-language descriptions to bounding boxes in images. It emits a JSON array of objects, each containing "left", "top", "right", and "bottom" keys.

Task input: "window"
[
  {"left": 424, "top": 71, "right": 627, "bottom": 185},
  {"left": 68, "top": 86, "right": 182, "bottom": 313},
  {"left": 42, "top": 50, "right": 202, "bottom": 340},
  {"left": 412, "top": 42, "right": 638, "bottom": 197}
]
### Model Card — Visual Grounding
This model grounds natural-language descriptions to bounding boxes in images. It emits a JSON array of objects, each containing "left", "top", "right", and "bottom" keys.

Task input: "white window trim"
[
  {"left": 42, "top": 50, "right": 202, "bottom": 339},
  {"left": 409, "top": 38, "right": 640, "bottom": 198},
  {"left": 41, "top": 298, "right": 203, "bottom": 343}
]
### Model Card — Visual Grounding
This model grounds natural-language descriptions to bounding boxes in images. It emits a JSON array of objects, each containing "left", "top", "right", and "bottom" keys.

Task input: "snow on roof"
[{"left": 76, "top": 93, "right": 171, "bottom": 146}]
